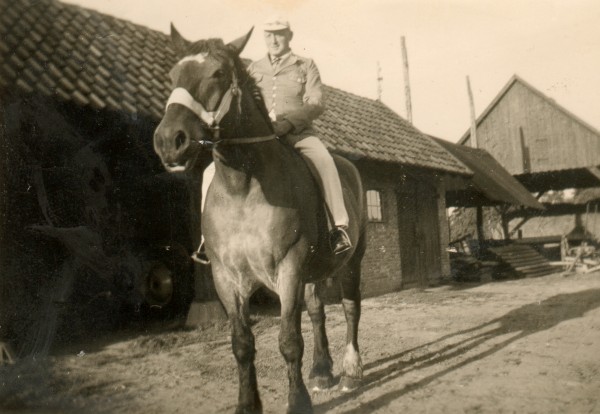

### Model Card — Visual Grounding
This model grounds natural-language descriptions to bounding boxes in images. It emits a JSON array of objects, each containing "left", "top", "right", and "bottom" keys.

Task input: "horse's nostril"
[{"left": 175, "top": 131, "right": 187, "bottom": 149}]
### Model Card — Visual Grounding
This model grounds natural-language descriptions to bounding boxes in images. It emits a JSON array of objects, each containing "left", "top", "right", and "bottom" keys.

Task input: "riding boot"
[{"left": 330, "top": 226, "right": 352, "bottom": 255}]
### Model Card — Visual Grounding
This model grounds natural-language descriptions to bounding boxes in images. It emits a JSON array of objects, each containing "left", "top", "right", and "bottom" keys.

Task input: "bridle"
[{"left": 165, "top": 72, "right": 276, "bottom": 148}]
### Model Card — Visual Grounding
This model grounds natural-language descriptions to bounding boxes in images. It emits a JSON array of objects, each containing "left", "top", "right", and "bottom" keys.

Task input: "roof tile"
[
  {"left": 0, "top": 0, "right": 469, "bottom": 175},
  {"left": 55, "top": 86, "right": 70, "bottom": 101},
  {"left": 16, "top": 78, "right": 33, "bottom": 94},
  {"left": 71, "top": 90, "right": 90, "bottom": 106},
  {"left": 88, "top": 93, "right": 106, "bottom": 110}
]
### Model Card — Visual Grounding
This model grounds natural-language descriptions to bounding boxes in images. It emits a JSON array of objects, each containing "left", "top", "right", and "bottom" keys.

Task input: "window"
[{"left": 366, "top": 190, "right": 383, "bottom": 222}]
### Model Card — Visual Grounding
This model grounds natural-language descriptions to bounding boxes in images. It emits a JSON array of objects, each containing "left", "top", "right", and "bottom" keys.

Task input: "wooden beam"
[
  {"left": 508, "top": 216, "right": 531, "bottom": 238},
  {"left": 401, "top": 36, "right": 413, "bottom": 124},
  {"left": 476, "top": 205, "right": 485, "bottom": 244},
  {"left": 587, "top": 167, "right": 600, "bottom": 181},
  {"left": 466, "top": 76, "right": 478, "bottom": 148},
  {"left": 506, "top": 203, "right": 595, "bottom": 220}
]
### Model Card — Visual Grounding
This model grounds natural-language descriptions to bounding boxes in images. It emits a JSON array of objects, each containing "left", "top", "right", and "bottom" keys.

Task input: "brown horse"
[{"left": 154, "top": 26, "right": 366, "bottom": 414}]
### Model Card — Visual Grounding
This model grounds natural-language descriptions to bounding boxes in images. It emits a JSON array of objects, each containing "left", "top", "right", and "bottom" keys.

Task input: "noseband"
[{"left": 165, "top": 77, "right": 276, "bottom": 148}]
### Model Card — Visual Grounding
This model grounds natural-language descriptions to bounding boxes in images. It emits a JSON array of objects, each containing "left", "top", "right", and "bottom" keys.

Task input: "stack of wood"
[
  {"left": 559, "top": 236, "right": 600, "bottom": 274},
  {"left": 487, "top": 244, "right": 556, "bottom": 278}
]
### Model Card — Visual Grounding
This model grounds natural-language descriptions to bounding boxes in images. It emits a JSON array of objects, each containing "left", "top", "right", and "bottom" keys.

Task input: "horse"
[{"left": 153, "top": 25, "right": 367, "bottom": 414}]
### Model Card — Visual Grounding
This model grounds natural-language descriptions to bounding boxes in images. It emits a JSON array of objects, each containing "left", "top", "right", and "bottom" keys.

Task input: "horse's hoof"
[
  {"left": 235, "top": 406, "right": 262, "bottom": 414},
  {"left": 286, "top": 404, "right": 313, "bottom": 414},
  {"left": 309, "top": 374, "right": 335, "bottom": 391},
  {"left": 339, "top": 376, "right": 362, "bottom": 392},
  {"left": 286, "top": 389, "right": 313, "bottom": 414}
]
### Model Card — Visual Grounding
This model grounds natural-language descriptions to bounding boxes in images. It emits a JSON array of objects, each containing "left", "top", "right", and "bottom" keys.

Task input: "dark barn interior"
[{"left": 0, "top": 93, "right": 196, "bottom": 355}]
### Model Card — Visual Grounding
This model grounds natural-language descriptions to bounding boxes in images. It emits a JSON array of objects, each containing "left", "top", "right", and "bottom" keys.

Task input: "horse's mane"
[{"left": 182, "top": 38, "right": 274, "bottom": 134}]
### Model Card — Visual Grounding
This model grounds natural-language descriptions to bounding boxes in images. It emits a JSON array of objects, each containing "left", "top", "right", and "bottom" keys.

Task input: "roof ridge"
[
  {"left": 458, "top": 74, "right": 600, "bottom": 144},
  {"left": 512, "top": 75, "right": 600, "bottom": 138},
  {"left": 323, "top": 84, "right": 378, "bottom": 104}
]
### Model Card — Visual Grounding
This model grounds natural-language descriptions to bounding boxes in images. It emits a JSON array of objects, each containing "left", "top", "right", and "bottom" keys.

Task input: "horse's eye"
[{"left": 213, "top": 70, "right": 224, "bottom": 78}]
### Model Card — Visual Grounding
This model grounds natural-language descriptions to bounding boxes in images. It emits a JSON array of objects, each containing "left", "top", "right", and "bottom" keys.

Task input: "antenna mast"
[
  {"left": 401, "top": 36, "right": 413, "bottom": 124},
  {"left": 377, "top": 61, "right": 383, "bottom": 101}
]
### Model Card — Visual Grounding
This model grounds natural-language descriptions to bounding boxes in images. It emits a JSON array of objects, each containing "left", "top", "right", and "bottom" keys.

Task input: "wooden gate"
[{"left": 397, "top": 179, "right": 441, "bottom": 288}]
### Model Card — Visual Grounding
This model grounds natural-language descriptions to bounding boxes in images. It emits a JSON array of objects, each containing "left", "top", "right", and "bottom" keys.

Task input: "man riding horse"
[
  {"left": 153, "top": 19, "right": 366, "bottom": 414},
  {"left": 195, "top": 17, "right": 352, "bottom": 264}
]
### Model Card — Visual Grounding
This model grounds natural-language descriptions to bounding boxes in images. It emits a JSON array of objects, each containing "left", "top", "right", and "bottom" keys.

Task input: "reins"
[{"left": 165, "top": 73, "right": 277, "bottom": 149}]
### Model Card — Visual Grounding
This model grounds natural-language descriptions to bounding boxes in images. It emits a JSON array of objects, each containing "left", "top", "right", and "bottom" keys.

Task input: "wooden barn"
[
  {"left": 458, "top": 75, "right": 600, "bottom": 251},
  {"left": 0, "top": 0, "right": 472, "bottom": 352}
]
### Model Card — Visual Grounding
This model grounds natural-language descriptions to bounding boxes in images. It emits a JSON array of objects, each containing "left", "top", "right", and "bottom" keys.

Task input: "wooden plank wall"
[{"left": 467, "top": 81, "right": 600, "bottom": 175}]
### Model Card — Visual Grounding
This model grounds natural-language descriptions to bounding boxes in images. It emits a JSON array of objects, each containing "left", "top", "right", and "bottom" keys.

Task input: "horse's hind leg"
[
  {"left": 213, "top": 271, "right": 262, "bottom": 414},
  {"left": 279, "top": 279, "right": 312, "bottom": 414},
  {"left": 340, "top": 236, "right": 366, "bottom": 391},
  {"left": 304, "top": 281, "right": 334, "bottom": 390}
]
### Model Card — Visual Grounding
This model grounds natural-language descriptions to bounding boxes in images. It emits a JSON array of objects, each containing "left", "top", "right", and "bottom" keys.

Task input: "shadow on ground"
[{"left": 315, "top": 288, "right": 600, "bottom": 414}]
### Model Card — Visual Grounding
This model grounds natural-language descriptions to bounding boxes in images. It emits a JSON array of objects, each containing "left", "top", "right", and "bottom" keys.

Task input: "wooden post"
[
  {"left": 466, "top": 76, "right": 478, "bottom": 148},
  {"left": 401, "top": 36, "right": 413, "bottom": 124},
  {"left": 476, "top": 205, "right": 485, "bottom": 254},
  {"left": 585, "top": 202, "right": 590, "bottom": 241}
]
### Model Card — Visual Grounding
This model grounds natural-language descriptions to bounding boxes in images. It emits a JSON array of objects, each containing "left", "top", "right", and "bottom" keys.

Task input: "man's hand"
[{"left": 272, "top": 120, "right": 293, "bottom": 137}]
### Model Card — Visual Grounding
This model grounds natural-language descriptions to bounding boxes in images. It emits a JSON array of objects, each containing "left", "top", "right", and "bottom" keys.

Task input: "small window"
[{"left": 366, "top": 190, "right": 383, "bottom": 222}]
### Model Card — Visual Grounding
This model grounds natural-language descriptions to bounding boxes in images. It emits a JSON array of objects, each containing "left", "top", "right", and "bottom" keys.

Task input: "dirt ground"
[{"left": 2, "top": 270, "right": 600, "bottom": 414}]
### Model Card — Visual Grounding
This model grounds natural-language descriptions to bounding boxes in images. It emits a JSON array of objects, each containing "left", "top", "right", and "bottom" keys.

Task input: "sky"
[{"left": 64, "top": 0, "right": 600, "bottom": 142}]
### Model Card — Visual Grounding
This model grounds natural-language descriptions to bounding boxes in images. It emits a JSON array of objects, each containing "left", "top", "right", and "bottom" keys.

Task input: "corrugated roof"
[
  {"left": 434, "top": 137, "right": 544, "bottom": 209},
  {"left": 0, "top": 0, "right": 469, "bottom": 175}
]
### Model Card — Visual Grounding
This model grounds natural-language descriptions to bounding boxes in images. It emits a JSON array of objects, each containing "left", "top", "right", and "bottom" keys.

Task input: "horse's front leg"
[
  {"left": 340, "top": 253, "right": 364, "bottom": 391},
  {"left": 279, "top": 278, "right": 312, "bottom": 414},
  {"left": 213, "top": 268, "right": 262, "bottom": 414},
  {"left": 304, "top": 281, "right": 334, "bottom": 390}
]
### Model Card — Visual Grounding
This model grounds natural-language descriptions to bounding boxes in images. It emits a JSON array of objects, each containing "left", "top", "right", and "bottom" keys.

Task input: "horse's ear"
[
  {"left": 227, "top": 27, "right": 254, "bottom": 55},
  {"left": 170, "top": 23, "right": 189, "bottom": 54}
]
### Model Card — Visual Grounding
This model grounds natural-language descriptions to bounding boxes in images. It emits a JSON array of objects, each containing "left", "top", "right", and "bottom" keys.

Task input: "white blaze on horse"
[{"left": 153, "top": 26, "right": 367, "bottom": 414}]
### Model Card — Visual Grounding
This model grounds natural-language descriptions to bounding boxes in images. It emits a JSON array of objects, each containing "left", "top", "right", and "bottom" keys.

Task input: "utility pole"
[
  {"left": 401, "top": 36, "right": 412, "bottom": 124},
  {"left": 376, "top": 61, "right": 383, "bottom": 101},
  {"left": 466, "top": 76, "right": 478, "bottom": 148},
  {"left": 466, "top": 76, "right": 485, "bottom": 247}
]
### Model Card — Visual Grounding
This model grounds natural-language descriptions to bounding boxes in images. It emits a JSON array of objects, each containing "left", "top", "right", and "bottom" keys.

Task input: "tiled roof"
[
  {"left": 317, "top": 86, "right": 468, "bottom": 173},
  {"left": 0, "top": 0, "right": 469, "bottom": 175},
  {"left": 0, "top": 0, "right": 174, "bottom": 119}
]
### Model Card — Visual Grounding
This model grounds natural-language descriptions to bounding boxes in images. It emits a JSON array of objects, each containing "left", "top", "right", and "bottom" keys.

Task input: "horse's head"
[{"left": 154, "top": 25, "right": 253, "bottom": 172}]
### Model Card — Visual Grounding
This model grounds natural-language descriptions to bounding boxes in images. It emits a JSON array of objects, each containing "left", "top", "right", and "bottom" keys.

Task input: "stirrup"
[
  {"left": 191, "top": 241, "right": 210, "bottom": 265},
  {"left": 330, "top": 226, "right": 352, "bottom": 255}
]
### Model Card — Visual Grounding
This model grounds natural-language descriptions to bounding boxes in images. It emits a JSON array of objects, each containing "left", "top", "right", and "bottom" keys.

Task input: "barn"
[
  {"left": 458, "top": 75, "right": 600, "bottom": 249},
  {"left": 0, "top": 0, "right": 472, "bottom": 353}
]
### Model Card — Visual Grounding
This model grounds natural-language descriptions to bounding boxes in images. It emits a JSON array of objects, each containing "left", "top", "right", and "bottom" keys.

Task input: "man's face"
[{"left": 263, "top": 29, "right": 292, "bottom": 57}]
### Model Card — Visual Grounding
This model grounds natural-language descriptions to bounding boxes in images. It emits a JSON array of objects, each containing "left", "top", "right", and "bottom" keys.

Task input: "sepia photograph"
[{"left": 1, "top": 0, "right": 599, "bottom": 413}]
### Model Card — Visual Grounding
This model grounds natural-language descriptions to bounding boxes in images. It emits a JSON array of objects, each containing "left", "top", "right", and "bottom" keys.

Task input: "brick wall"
[
  {"left": 355, "top": 162, "right": 450, "bottom": 296},
  {"left": 358, "top": 163, "right": 403, "bottom": 298}
]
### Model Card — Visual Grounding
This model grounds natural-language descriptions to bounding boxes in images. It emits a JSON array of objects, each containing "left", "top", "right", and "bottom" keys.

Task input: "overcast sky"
[{"left": 64, "top": 0, "right": 600, "bottom": 142}]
